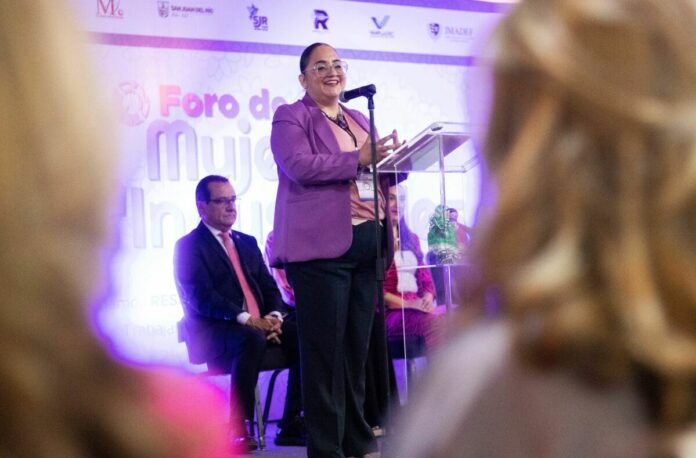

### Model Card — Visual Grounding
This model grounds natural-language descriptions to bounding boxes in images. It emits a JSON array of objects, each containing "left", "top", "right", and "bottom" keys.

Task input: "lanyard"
[{"left": 323, "top": 109, "right": 358, "bottom": 148}]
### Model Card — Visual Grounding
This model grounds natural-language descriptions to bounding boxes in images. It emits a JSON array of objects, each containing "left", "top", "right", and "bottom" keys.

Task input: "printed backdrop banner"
[{"left": 68, "top": 0, "right": 505, "bottom": 366}]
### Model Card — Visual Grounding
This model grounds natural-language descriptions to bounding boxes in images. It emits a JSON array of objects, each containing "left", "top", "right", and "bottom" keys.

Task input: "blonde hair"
[
  {"left": 475, "top": 0, "right": 696, "bottom": 451},
  {"left": 0, "top": 3, "right": 215, "bottom": 456}
]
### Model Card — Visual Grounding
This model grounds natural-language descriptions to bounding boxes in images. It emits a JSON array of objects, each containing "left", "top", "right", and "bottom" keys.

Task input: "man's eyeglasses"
[
  {"left": 209, "top": 197, "right": 238, "bottom": 206},
  {"left": 311, "top": 60, "right": 348, "bottom": 76}
]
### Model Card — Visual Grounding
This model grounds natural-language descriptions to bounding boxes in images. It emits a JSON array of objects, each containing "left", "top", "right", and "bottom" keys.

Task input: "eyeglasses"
[
  {"left": 310, "top": 60, "right": 348, "bottom": 76},
  {"left": 209, "top": 197, "right": 238, "bottom": 206}
]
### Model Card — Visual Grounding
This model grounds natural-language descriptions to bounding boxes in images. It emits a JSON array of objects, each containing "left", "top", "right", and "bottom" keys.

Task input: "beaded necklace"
[{"left": 322, "top": 107, "right": 357, "bottom": 147}]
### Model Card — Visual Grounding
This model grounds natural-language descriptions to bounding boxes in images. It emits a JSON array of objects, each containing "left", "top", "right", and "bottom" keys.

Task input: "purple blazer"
[{"left": 270, "top": 93, "right": 400, "bottom": 267}]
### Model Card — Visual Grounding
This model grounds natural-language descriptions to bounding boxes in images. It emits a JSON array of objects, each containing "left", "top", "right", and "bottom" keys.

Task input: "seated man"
[{"left": 174, "top": 175, "right": 304, "bottom": 451}]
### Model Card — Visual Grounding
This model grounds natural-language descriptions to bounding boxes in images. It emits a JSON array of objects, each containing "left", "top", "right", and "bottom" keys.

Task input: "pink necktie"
[{"left": 219, "top": 232, "right": 261, "bottom": 318}]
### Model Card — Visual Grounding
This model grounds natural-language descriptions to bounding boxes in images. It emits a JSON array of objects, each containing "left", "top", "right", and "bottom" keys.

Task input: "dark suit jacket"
[{"left": 174, "top": 222, "right": 285, "bottom": 364}]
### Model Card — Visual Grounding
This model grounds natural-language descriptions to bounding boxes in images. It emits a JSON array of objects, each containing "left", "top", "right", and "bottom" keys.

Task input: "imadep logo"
[
  {"left": 370, "top": 15, "right": 393, "bottom": 38},
  {"left": 444, "top": 25, "right": 474, "bottom": 43},
  {"left": 314, "top": 9, "right": 329, "bottom": 31},
  {"left": 247, "top": 4, "right": 268, "bottom": 31},
  {"left": 114, "top": 82, "right": 150, "bottom": 127},
  {"left": 428, "top": 22, "right": 441, "bottom": 39},
  {"left": 430, "top": 22, "right": 474, "bottom": 43},
  {"left": 97, "top": 0, "right": 123, "bottom": 18}
]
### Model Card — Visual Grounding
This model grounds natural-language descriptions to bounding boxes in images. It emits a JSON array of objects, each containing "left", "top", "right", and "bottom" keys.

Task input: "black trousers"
[
  {"left": 212, "top": 319, "right": 302, "bottom": 429},
  {"left": 286, "top": 221, "right": 381, "bottom": 458},
  {"left": 364, "top": 308, "right": 397, "bottom": 429}
]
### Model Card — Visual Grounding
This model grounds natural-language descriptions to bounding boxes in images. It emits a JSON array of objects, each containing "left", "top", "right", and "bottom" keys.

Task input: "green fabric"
[{"left": 427, "top": 205, "right": 459, "bottom": 264}]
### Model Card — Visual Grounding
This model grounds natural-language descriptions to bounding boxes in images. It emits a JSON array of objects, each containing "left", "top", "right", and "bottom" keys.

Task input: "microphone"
[{"left": 339, "top": 84, "right": 376, "bottom": 103}]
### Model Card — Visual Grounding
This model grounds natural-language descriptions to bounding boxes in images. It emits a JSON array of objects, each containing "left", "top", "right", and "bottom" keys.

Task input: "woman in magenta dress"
[{"left": 384, "top": 187, "right": 444, "bottom": 350}]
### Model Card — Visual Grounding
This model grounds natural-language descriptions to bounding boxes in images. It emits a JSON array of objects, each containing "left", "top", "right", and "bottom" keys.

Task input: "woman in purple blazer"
[{"left": 270, "top": 42, "right": 403, "bottom": 457}]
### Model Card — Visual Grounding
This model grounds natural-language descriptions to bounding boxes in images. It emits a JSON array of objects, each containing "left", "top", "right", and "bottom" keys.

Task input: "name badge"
[{"left": 356, "top": 172, "right": 375, "bottom": 201}]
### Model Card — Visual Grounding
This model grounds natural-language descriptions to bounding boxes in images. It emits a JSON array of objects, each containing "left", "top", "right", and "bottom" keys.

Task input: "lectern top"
[{"left": 374, "top": 122, "right": 473, "bottom": 173}]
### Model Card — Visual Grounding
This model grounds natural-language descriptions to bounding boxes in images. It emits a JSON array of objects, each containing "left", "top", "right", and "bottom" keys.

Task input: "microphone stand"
[{"left": 366, "top": 93, "right": 392, "bottom": 432}]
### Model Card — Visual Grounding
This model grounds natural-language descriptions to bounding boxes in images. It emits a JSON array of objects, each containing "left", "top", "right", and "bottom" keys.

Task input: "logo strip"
[{"left": 89, "top": 32, "right": 476, "bottom": 66}]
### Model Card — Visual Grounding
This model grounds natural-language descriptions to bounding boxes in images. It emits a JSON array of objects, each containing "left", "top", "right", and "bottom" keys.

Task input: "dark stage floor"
[{"left": 241, "top": 422, "right": 388, "bottom": 457}]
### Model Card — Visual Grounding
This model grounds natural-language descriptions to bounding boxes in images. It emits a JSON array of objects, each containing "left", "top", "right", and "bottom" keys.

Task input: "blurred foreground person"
[
  {"left": 391, "top": 0, "right": 696, "bottom": 456},
  {"left": 0, "top": 2, "right": 229, "bottom": 457}
]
